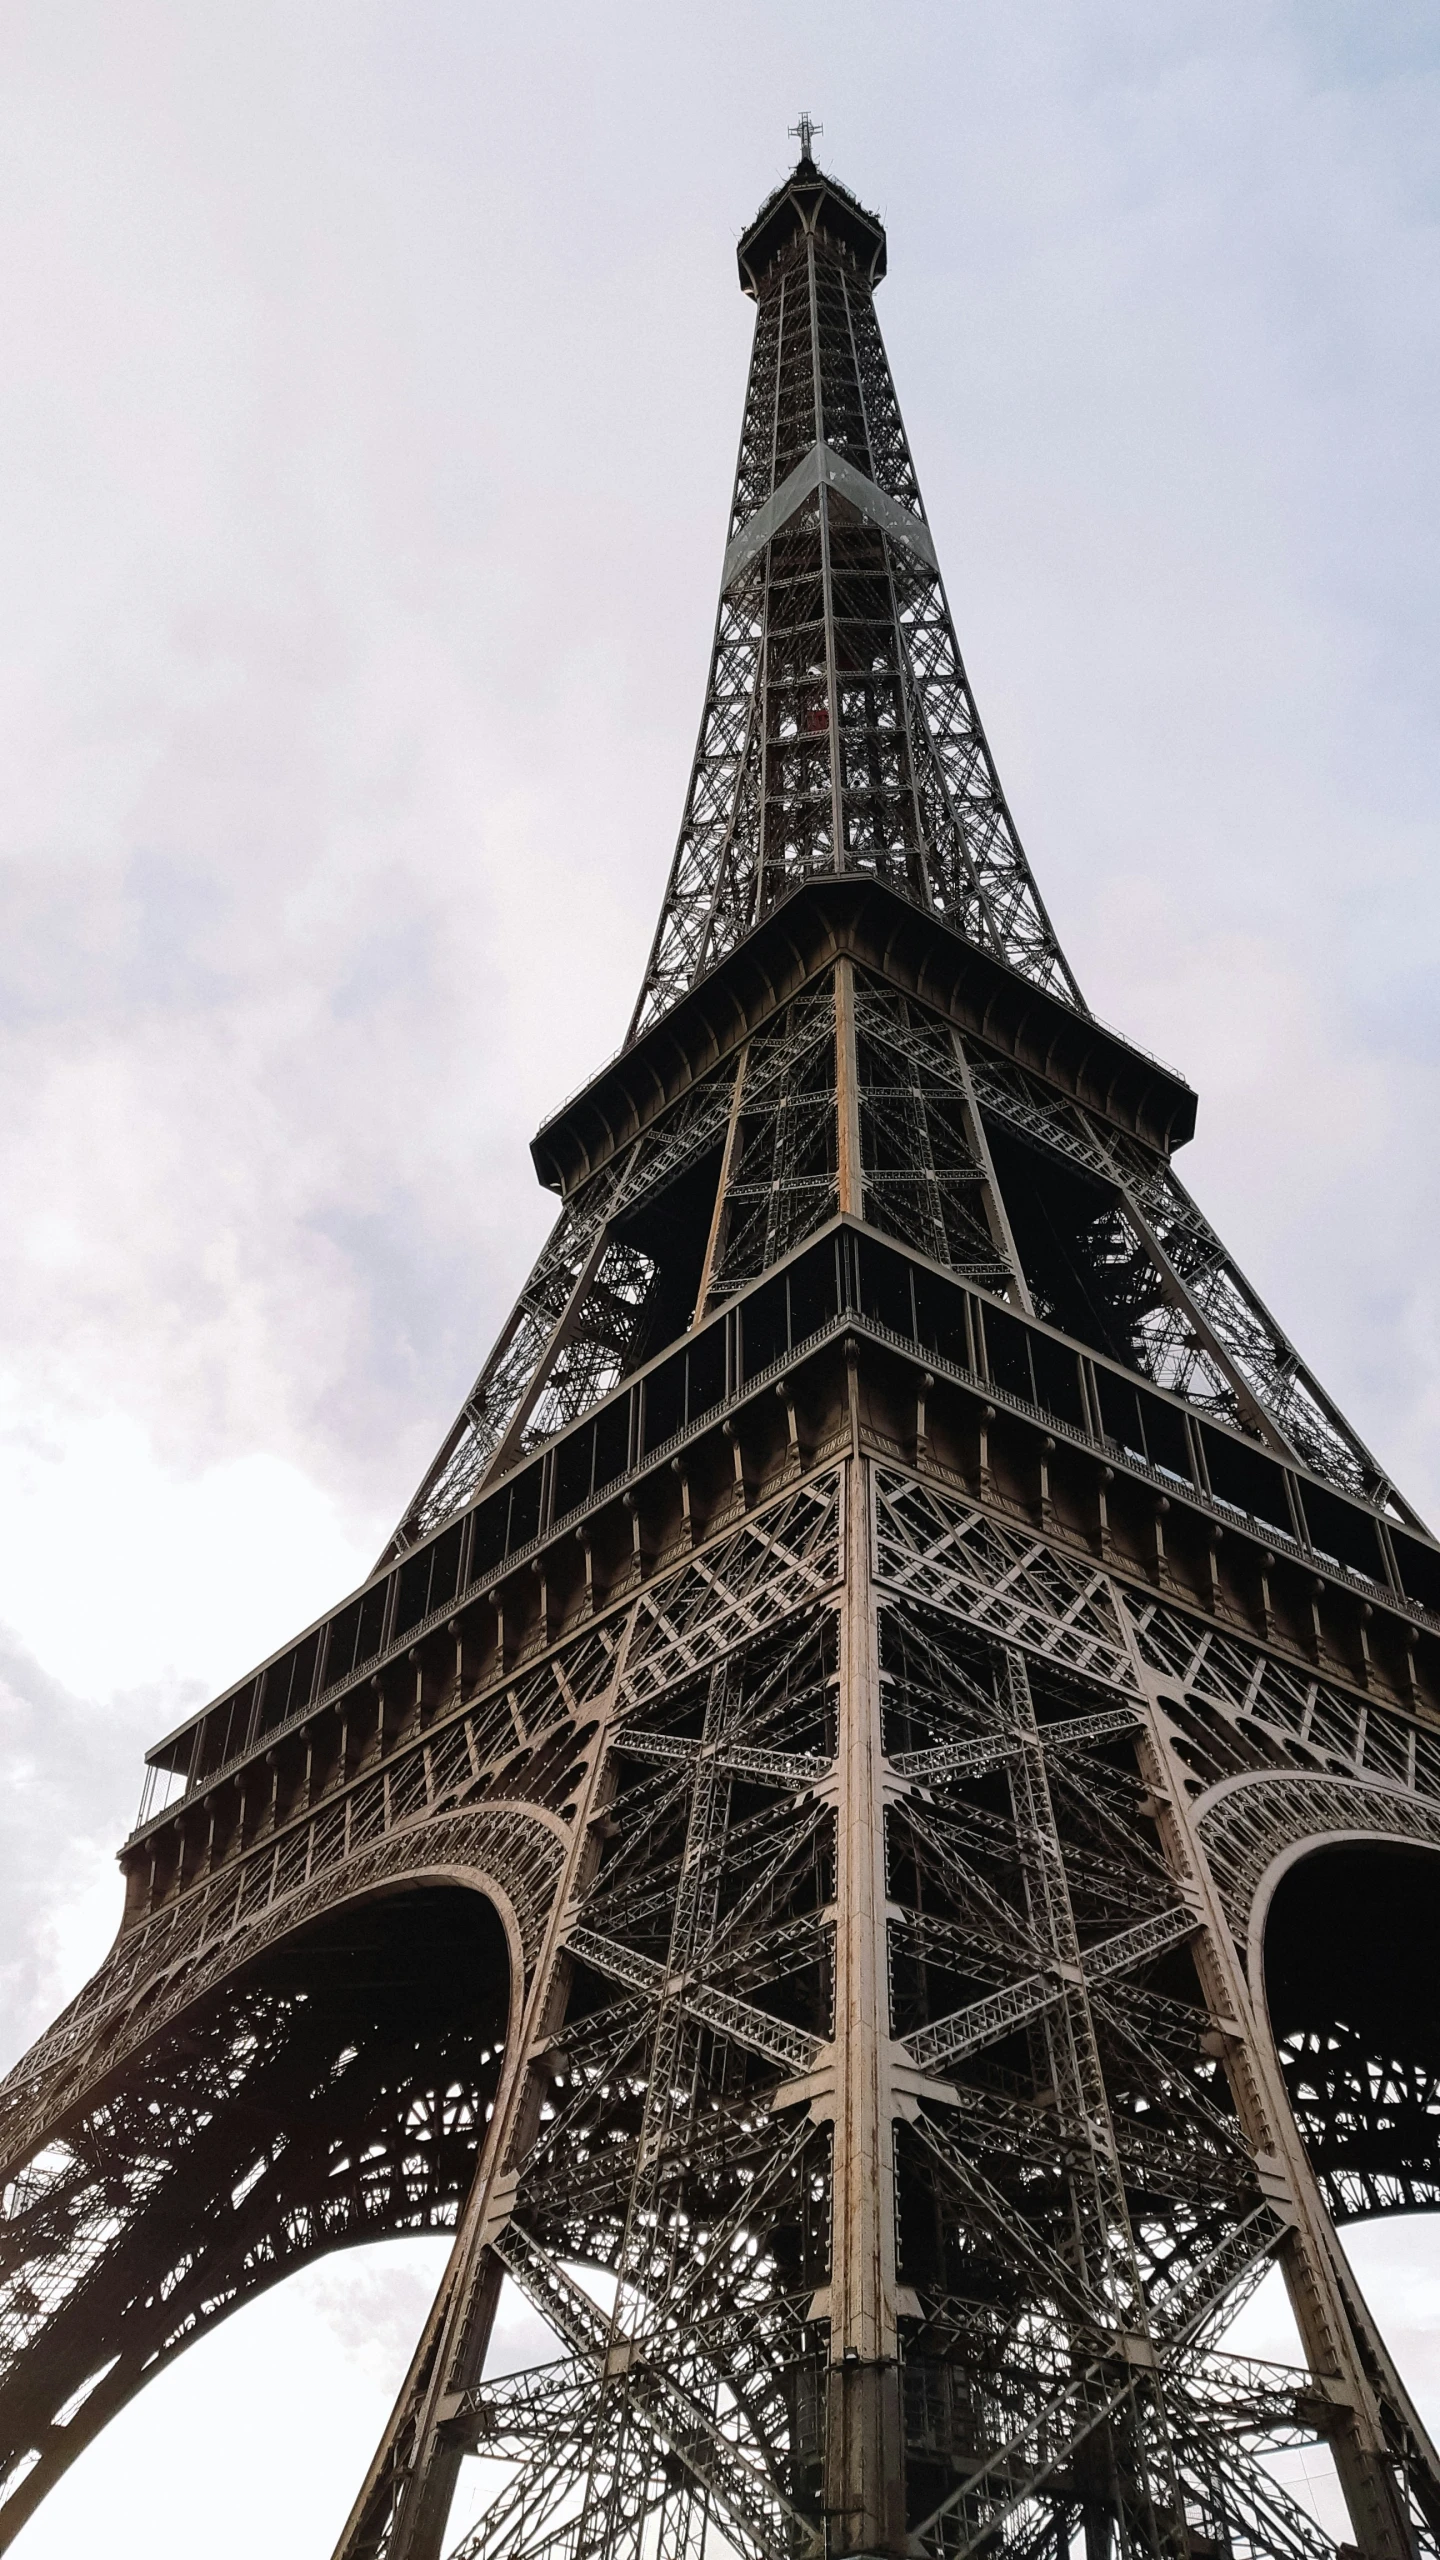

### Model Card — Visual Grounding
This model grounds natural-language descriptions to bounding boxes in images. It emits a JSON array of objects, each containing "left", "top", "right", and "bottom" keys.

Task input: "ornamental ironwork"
[{"left": 3, "top": 132, "right": 1440, "bottom": 2560}]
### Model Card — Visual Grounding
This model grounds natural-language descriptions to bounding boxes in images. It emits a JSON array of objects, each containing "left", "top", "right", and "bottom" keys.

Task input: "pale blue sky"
[{"left": 2, "top": 5, "right": 1439, "bottom": 2550}]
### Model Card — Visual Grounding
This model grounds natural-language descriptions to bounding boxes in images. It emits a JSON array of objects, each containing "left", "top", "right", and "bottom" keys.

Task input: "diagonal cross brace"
[
  {"left": 902, "top": 1901, "right": 1198, "bottom": 2074},
  {"left": 907, "top": 2200, "right": 1307, "bottom": 2560},
  {"left": 488, "top": 2227, "right": 818, "bottom": 2560},
  {"left": 891, "top": 1703, "right": 1141, "bottom": 1784},
  {"left": 565, "top": 1923, "right": 822, "bottom": 2075}
]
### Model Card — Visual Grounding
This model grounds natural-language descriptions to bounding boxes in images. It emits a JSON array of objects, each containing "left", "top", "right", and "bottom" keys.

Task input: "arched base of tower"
[
  {"left": 1266, "top": 1843, "right": 1440, "bottom": 2227},
  {"left": 0, "top": 1884, "right": 509, "bottom": 2548}
]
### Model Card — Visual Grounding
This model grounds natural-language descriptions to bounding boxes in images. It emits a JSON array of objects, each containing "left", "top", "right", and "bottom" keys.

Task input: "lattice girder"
[
  {"left": 632, "top": 166, "right": 1080, "bottom": 1038},
  {"left": 393, "top": 900, "right": 1394, "bottom": 1563},
  {"left": 8, "top": 140, "right": 1440, "bottom": 2560},
  {"left": 9, "top": 1416, "right": 1440, "bottom": 2557},
  {"left": 0, "top": 1889, "right": 509, "bottom": 2542}
]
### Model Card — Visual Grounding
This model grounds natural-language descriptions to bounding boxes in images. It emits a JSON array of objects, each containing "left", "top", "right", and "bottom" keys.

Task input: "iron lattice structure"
[{"left": 4, "top": 143, "right": 1440, "bottom": 2560}]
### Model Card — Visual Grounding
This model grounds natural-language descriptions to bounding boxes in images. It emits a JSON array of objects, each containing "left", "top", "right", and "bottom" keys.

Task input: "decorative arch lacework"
[
  {"left": 0, "top": 1617, "right": 627, "bottom": 2173},
  {"left": 0, "top": 1801, "right": 569, "bottom": 2190},
  {"left": 0, "top": 1468, "right": 843, "bottom": 2221},
  {"left": 1264, "top": 1838, "right": 1440, "bottom": 2223},
  {"left": 1122, "top": 1594, "right": 1434, "bottom": 1797},
  {"left": 1191, "top": 1779, "right": 1440, "bottom": 2231},
  {"left": 0, "top": 1888, "right": 511, "bottom": 2527}
]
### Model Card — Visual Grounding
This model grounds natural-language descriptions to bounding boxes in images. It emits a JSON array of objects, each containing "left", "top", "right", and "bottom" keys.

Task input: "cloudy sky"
[{"left": 2, "top": 2, "right": 1439, "bottom": 2550}]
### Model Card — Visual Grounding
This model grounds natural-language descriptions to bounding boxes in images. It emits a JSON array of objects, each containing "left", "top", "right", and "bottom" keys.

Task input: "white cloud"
[
  {"left": 10, "top": 2238, "right": 455, "bottom": 2560},
  {"left": 0, "top": 1404, "right": 365, "bottom": 1700},
  {"left": 2, "top": 0, "right": 1440, "bottom": 2547}
]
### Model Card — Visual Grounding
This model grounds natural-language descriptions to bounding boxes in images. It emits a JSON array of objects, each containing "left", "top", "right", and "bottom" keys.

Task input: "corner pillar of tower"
[
  {"left": 1126, "top": 1652, "right": 1423, "bottom": 2560},
  {"left": 823, "top": 1442, "right": 907, "bottom": 2558}
]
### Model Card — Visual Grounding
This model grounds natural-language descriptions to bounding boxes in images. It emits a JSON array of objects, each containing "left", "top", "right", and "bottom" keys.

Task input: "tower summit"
[
  {"left": 788, "top": 112, "right": 822, "bottom": 166},
  {"left": 4, "top": 142, "right": 1440, "bottom": 2560}
]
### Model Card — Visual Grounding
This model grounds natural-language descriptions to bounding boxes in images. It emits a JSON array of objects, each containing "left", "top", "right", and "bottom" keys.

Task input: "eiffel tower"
[{"left": 6, "top": 133, "right": 1440, "bottom": 2560}]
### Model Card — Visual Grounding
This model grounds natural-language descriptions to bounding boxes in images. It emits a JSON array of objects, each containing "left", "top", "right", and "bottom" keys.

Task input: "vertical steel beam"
[
  {"left": 824, "top": 1455, "right": 905, "bottom": 2557},
  {"left": 692, "top": 1040, "right": 749, "bottom": 1324},
  {"left": 946, "top": 1026, "right": 1035, "bottom": 1314},
  {"left": 834, "top": 959, "right": 864, "bottom": 1221}
]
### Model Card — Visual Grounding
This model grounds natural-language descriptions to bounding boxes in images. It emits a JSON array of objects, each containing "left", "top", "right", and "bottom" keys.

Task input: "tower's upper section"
[
  {"left": 736, "top": 153, "right": 887, "bottom": 296},
  {"left": 629, "top": 149, "right": 1084, "bottom": 1040}
]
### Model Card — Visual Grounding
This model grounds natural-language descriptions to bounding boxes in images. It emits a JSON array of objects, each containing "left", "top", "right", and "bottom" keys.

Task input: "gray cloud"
[
  {"left": 2, "top": 0, "right": 1439, "bottom": 2547},
  {"left": 0, "top": 1632, "right": 157, "bottom": 2059}
]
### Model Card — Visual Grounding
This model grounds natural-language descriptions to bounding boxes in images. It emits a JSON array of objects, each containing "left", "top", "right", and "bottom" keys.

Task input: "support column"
[
  {"left": 1126, "top": 1664, "right": 1420, "bottom": 2560},
  {"left": 824, "top": 1454, "right": 905, "bottom": 2557},
  {"left": 333, "top": 1625, "right": 633, "bottom": 2560},
  {"left": 946, "top": 1027, "right": 1033, "bottom": 1314},
  {"left": 692, "top": 1043, "right": 749, "bottom": 1322},
  {"left": 835, "top": 957, "right": 864, "bottom": 1221}
]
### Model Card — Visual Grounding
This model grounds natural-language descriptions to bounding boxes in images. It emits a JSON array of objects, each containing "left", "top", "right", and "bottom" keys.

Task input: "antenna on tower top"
[{"left": 788, "top": 111, "right": 822, "bottom": 166}]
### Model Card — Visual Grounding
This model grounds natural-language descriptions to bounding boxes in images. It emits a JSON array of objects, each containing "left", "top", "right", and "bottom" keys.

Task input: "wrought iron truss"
[
  {"left": 628, "top": 153, "right": 1080, "bottom": 1035},
  {"left": 4, "top": 137, "right": 1440, "bottom": 2560},
  {"left": 390, "top": 946, "right": 1394, "bottom": 1555}
]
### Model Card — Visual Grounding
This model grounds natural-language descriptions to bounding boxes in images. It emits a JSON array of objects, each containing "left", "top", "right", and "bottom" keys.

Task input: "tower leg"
[
  {"left": 333, "top": 1700, "right": 617, "bottom": 2560},
  {"left": 1130, "top": 1676, "right": 1421, "bottom": 2560},
  {"left": 332, "top": 2231, "right": 504, "bottom": 2560}
]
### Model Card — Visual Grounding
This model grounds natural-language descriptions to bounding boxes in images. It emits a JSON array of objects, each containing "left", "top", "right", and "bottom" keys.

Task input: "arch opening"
[
  {"left": 1264, "top": 1840, "right": 1440, "bottom": 2224},
  {"left": 0, "top": 1882, "right": 510, "bottom": 2544}
]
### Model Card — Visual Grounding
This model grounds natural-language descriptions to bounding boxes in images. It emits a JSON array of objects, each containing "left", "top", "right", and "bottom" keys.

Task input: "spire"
[
  {"left": 630, "top": 151, "right": 1082, "bottom": 1040},
  {"left": 787, "top": 109, "right": 822, "bottom": 169}
]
